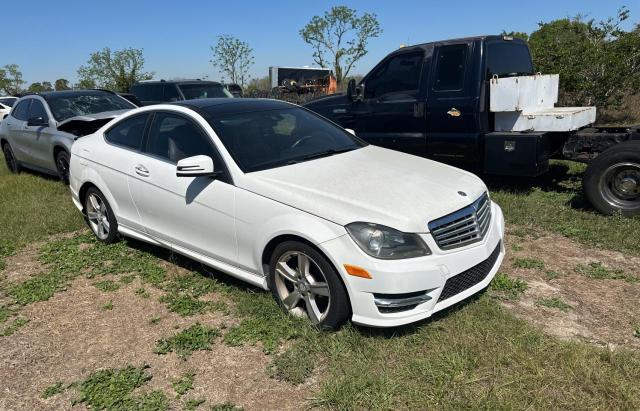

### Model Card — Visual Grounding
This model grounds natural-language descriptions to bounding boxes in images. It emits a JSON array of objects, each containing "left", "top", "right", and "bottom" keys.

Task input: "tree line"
[{"left": 1, "top": 5, "right": 638, "bottom": 114}]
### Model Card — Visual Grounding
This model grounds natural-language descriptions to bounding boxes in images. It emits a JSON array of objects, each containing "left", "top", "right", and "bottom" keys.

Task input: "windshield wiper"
[{"left": 297, "top": 146, "right": 357, "bottom": 162}]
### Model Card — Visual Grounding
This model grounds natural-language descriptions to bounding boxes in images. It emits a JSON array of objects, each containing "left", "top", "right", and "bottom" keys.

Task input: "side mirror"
[
  {"left": 345, "top": 128, "right": 356, "bottom": 136},
  {"left": 27, "top": 116, "right": 48, "bottom": 127},
  {"left": 346, "top": 79, "right": 356, "bottom": 101},
  {"left": 176, "top": 155, "right": 219, "bottom": 178}
]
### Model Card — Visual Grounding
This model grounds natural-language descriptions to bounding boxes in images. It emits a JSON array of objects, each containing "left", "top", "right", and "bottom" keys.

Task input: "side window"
[
  {"left": 105, "top": 114, "right": 148, "bottom": 150},
  {"left": 28, "top": 100, "right": 49, "bottom": 121},
  {"left": 163, "top": 85, "right": 181, "bottom": 102},
  {"left": 145, "top": 113, "right": 216, "bottom": 163},
  {"left": 131, "top": 84, "right": 164, "bottom": 102},
  {"left": 434, "top": 44, "right": 468, "bottom": 91},
  {"left": 11, "top": 100, "right": 31, "bottom": 121},
  {"left": 364, "top": 51, "right": 424, "bottom": 99}
]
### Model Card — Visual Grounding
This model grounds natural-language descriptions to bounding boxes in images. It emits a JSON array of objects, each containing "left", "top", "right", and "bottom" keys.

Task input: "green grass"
[
  {"left": 0, "top": 305, "right": 11, "bottom": 323},
  {"left": 101, "top": 301, "right": 114, "bottom": 311},
  {"left": 171, "top": 372, "right": 195, "bottom": 398},
  {"left": 185, "top": 398, "right": 206, "bottom": 410},
  {"left": 155, "top": 323, "right": 220, "bottom": 358},
  {"left": 93, "top": 279, "right": 121, "bottom": 292},
  {"left": 1, "top": 317, "right": 29, "bottom": 336},
  {"left": 536, "top": 297, "right": 573, "bottom": 312},
  {"left": 73, "top": 364, "right": 168, "bottom": 410},
  {"left": 490, "top": 272, "right": 528, "bottom": 300},
  {"left": 210, "top": 403, "right": 243, "bottom": 411},
  {"left": 575, "top": 262, "right": 638, "bottom": 283},
  {"left": 0, "top": 162, "right": 83, "bottom": 269},
  {"left": 42, "top": 381, "right": 65, "bottom": 398},
  {"left": 135, "top": 287, "right": 150, "bottom": 298},
  {"left": 269, "top": 340, "right": 316, "bottom": 384},
  {"left": 513, "top": 257, "right": 545, "bottom": 270},
  {"left": 490, "top": 160, "right": 640, "bottom": 256},
  {"left": 159, "top": 293, "right": 225, "bottom": 317}
]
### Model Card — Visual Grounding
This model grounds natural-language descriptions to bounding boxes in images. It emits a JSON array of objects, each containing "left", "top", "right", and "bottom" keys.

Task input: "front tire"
[
  {"left": 55, "top": 150, "right": 70, "bottom": 185},
  {"left": 583, "top": 141, "right": 640, "bottom": 216},
  {"left": 84, "top": 187, "right": 118, "bottom": 244},
  {"left": 268, "top": 241, "right": 350, "bottom": 330},
  {"left": 2, "top": 143, "right": 21, "bottom": 173}
]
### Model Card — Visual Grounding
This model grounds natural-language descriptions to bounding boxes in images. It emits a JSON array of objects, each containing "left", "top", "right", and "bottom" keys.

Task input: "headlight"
[{"left": 345, "top": 222, "right": 431, "bottom": 259}]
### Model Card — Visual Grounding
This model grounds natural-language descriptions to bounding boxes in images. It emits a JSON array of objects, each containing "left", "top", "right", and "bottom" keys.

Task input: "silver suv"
[{"left": 0, "top": 90, "right": 135, "bottom": 182}]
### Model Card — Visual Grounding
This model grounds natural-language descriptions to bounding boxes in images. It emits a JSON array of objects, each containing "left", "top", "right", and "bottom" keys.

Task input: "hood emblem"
[{"left": 457, "top": 191, "right": 467, "bottom": 197}]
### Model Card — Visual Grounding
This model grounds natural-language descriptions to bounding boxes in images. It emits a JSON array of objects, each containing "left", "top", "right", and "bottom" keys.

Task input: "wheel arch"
[{"left": 260, "top": 232, "right": 353, "bottom": 313}]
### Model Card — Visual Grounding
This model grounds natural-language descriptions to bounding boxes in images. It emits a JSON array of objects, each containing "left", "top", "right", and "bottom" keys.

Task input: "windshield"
[
  {"left": 487, "top": 41, "right": 534, "bottom": 77},
  {"left": 47, "top": 93, "right": 135, "bottom": 121},
  {"left": 208, "top": 107, "right": 365, "bottom": 172},
  {"left": 0, "top": 97, "right": 17, "bottom": 107},
  {"left": 179, "top": 84, "right": 233, "bottom": 100}
]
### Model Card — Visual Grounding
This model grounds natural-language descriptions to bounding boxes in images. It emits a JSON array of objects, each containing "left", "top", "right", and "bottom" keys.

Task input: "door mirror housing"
[
  {"left": 176, "top": 155, "right": 219, "bottom": 178},
  {"left": 346, "top": 79, "right": 364, "bottom": 102},
  {"left": 27, "top": 116, "right": 48, "bottom": 127},
  {"left": 345, "top": 128, "right": 356, "bottom": 136}
]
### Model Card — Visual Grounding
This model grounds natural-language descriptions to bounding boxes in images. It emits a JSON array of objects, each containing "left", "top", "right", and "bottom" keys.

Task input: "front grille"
[
  {"left": 437, "top": 242, "right": 501, "bottom": 303},
  {"left": 428, "top": 193, "right": 491, "bottom": 250}
]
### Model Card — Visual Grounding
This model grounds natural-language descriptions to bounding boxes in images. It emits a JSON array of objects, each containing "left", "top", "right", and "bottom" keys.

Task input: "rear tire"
[
  {"left": 583, "top": 140, "right": 640, "bottom": 216},
  {"left": 84, "top": 187, "right": 118, "bottom": 244},
  {"left": 268, "top": 241, "right": 350, "bottom": 330},
  {"left": 55, "top": 150, "right": 70, "bottom": 185},
  {"left": 2, "top": 142, "right": 20, "bottom": 173}
]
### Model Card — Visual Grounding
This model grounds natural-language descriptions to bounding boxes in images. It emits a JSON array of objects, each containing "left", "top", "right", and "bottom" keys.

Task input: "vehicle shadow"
[{"left": 481, "top": 161, "right": 593, "bottom": 212}]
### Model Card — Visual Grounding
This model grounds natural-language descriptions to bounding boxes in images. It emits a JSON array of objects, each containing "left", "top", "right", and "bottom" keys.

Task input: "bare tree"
[
  {"left": 77, "top": 47, "right": 154, "bottom": 92},
  {"left": 300, "top": 6, "right": 382, "bottom": 84},
  {"left": 210, "top": 35, "right": 254, "bottom": 87}
]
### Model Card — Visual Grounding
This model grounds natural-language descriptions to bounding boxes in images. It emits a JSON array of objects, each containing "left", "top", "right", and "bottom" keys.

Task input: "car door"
[
  {"left": 22, "top": 98, "right": 57, "bottom": 170},
  {"left": 426, "top": 42, "right": 480, "bottom": 165},
  {"left": 127, "top": 110, "right": 237, "bottom": 264},
  {"left": 4, "top": 99, "right": 32, "bottom": 163},
  {"left": 93, "top": 113, "right": 151, "bottom": 232},
  {"left": 359, "top": 50, "right": 428, "bottom": 155}
]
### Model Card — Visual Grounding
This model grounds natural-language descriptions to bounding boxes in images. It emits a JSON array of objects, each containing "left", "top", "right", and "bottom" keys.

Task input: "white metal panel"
[
  {"left": 490, "top": 74, "right": 559, "bottom": 112},
  {"left": 494, "top": 106, "right": 597, "bottom": 132}
]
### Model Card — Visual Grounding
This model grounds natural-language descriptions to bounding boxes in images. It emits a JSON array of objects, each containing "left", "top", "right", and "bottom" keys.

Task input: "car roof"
[
  {"left": 133, "top": 80, "right": 224, "bottom": 86},
  {"left": 22, "top": 89, "right": 116, "bottom": 100},
  {"left": 387, "top": 34, "right": 527, "bottom": 55},
  {"left": 177, "top": 98, "right": 294, "bottom": 117}
]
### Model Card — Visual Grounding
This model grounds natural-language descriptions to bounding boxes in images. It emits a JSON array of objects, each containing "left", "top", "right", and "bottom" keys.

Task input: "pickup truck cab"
[{"left": 304, "top": 35, "right": 640, "bottom": 216}]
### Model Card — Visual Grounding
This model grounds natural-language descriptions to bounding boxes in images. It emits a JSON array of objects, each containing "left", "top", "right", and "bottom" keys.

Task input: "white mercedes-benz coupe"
[{"left": 69, "top": 98, "right": 505, "bottom": 329}]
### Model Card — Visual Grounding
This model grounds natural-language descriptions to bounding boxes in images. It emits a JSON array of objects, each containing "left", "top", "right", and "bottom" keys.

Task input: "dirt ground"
[
  {"left": 502, "top": 227, "right": 640, "bottom": 350},
  {"left": 0, "top": 226, "right": 638, "bottom": 410}
]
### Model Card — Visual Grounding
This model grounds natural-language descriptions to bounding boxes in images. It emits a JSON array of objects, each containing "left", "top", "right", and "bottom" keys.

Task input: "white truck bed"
[
  {"left": 495, "top": 106, "right": 597, "bottom": 132},
  {"left": 490, "top": 74, "right": 595, "bottom": 132}
]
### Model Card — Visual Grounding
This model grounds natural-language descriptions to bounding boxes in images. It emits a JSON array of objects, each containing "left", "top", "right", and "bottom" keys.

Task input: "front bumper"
[{"left": 320, "top": 201, "right": 505, "bottom": 327}]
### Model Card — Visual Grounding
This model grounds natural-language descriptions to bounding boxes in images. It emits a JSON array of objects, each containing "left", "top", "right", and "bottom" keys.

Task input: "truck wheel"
[{"left": 583, "top": 140, "right": 640, "bottom": 216}]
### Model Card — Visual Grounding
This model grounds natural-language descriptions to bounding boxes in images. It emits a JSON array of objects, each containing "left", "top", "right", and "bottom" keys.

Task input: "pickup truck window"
[
  {"left": 131, "top": 84, "right": 164, "bottom": 102},
  {"left": 487, "top": 42, "right": 533, "bottom": 77},
  {"left": 434, "top": 44, "right": 468, "bottom": 91},
  {"left": 364, "top": 51, "right": 423, "bottom": 99}
]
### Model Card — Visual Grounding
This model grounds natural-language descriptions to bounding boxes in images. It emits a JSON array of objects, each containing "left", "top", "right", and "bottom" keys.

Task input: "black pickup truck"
[{"left": 304, "top": 35, "right": 640, "bottom": 216}]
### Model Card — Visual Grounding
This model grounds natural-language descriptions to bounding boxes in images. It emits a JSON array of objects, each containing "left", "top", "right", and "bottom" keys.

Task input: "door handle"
[
  {"left": 134, "top": 164, "right": 150, "bottom": 177},
  {"left": 447, "top": 108, "right": 461, "bottom": 117}
]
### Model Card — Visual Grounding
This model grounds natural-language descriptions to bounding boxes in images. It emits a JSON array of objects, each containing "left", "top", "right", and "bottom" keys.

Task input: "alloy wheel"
[
  {"left": 274, "top": 251, "right": 331, "bottom": 324},
  {"left": 86, "top": 193, "right": 111, "bottom": 240}
]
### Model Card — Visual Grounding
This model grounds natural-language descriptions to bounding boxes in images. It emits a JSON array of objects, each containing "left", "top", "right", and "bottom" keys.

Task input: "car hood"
[
  {"left": 241, "top": 145, "right": 487, "bottom": 233},
  {"left": 57, "top": 109, "right": 130, "bottom": 137}
]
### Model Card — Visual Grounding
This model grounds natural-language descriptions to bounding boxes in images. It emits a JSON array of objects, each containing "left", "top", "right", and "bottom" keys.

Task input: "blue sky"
[{"left": 3, "top": 0, "right": 638, "bottom": 85}]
